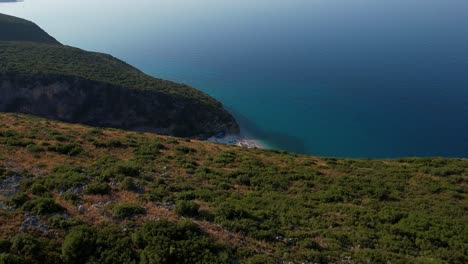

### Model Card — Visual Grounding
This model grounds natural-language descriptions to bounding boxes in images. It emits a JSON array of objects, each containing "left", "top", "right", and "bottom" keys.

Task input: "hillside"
[
  {"left": 0, "top": 113, "right": 466, "bottom": 263},
  {"left": 0, "top": 13, "right": 59, "bottom": 44},
  {"left": 0, "top": 13, "right": 238, "bottom": 138}
]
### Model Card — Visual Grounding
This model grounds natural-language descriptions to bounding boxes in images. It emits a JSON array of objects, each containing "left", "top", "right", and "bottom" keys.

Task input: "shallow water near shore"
[{"left": 2, "top": 0, "right": 468, "bottom": 158}]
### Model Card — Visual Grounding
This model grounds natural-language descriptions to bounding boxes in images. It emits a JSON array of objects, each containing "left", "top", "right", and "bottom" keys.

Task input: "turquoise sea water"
[{"left": 1, "top": 0, "right": 468, "bottom": 157}]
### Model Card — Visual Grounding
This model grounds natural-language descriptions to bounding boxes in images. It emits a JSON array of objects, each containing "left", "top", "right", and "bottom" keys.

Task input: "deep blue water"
[{"left": 2, "top": 0, "right": 468, "bottom": 158}]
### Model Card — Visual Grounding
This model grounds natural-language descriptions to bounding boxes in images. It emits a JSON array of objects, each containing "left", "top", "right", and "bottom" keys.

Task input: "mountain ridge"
[
  {"left": 0, "top": 14, "right": 239, "bottom": 138},
  {"left": 0, "top": 13, "right": 59, "bottom": 44}
]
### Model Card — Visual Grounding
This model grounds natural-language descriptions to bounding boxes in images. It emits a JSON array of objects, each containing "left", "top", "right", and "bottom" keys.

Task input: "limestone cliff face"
[{"left": 0, "top": 73, "right": 239, "bottom": 138}]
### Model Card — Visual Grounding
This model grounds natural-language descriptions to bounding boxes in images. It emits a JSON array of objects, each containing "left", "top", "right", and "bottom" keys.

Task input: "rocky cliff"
[
  {"left": 0, "top": 72, "right": 238, "bottom": 138},
  {"left": 0, "top": 14, "right": 239, "bottom": 138}
]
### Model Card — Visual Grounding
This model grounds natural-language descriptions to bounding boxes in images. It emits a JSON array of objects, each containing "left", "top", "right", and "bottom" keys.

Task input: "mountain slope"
[
  {"left": 0, "top": 113, "right": 466, "bottom": 263},
  {"left": 0, "top": 14, "right": 238, "bottom": 138},
  {"left": 0, "top": 13, "right": 60, "bottom": 44}
]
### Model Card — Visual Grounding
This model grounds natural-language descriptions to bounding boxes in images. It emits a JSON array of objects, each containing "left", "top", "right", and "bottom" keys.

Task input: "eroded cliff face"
[{"left": 0, "top": 73, "right": 239, "bottom": 138}]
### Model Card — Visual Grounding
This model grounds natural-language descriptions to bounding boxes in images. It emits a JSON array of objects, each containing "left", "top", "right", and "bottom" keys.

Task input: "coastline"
[{"left": 206, "top": 133, "right": 265, "bottom": 149}]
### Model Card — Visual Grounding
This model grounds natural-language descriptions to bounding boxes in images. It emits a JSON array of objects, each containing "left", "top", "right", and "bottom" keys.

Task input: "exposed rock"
[
  {"left": 61, "top": 185, "right": 84, "bottom": 196},
  {"left": 161, "top": 173, "right": 172, "bottom": 178},
  {"left": 77, "top": 205, "right": 86, "bottom": 213},
  {"left": 0, "top": 173, "right": 22, "bottom": 198},
  {"left": 20, "top": 212, "right": 48, "bottom": 233},
  {"left": 0, "top": 73, "right": 239, "bottom": 139}
]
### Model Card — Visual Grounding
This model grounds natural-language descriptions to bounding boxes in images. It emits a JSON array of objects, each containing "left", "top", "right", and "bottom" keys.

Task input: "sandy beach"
[{"left": 206, "top": 134, "right": 264, "bottom": 149}]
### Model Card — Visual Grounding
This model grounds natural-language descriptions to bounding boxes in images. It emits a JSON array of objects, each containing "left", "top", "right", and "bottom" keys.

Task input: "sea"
[{"left": 1, "top": 0, "right": 468, "bottom": 158}]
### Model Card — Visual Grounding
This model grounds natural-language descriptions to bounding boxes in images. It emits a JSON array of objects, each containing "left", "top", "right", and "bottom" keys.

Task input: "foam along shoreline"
[{"left": 206, "top": 134, "right": 264, "bottom": 149}]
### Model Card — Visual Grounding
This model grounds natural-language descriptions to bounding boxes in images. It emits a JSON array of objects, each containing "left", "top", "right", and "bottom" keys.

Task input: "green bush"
[
  {"left": 0, "top": 240, "right": 11, "bottom": 254},
  {"left": 84, "top": 183, "right": 111, "bottom": 195},
  {"left": 87, "top": 226, "right": 136, "bottom": 264},
  {"left": 147, "top": 187, "right": 171, "bottom": 202},
  {"left": 113, "top": 162, "right": 141, "bottom": 178},
  {"left": 60, "top": 193, "right": 82, "bottom": 206},
  {"left": 5, "top": 139, "right": 33, "bottom": 148},
  {"left": 93, "top": 139, "right": 126, "bottom": 148},
  {"left": 10, "top": 234, "right": 59, "bottom": 263},
  {"left": 30, "top": 183, "right": 48, "bottom": 196},
  {"left": 48, "top": 215, "right": 81, "bottom": 230},
  {"left": 44, "top": 169, "right": 87, "bottom": 191},
  {"left": 6, "top": 193, "right": 29, "bottom": 208},
  {"left": 120, "top": 177, "right": 138, "bottom": 191},
  {"left": 175, "top": 200, "right": 199, "bottom": 217},
  {"left": 136, "top": 220, "right": 226, "bottom": 264},
  {"left": 47, "top": 143, "right": 83, "bottom": 156},
  {"left": 0, "top": 253, "right": 23, "bottom": 264},
  {"left": 134, "top": 141, "right": 165, "bottom": 160},
  {"left": 175, "top": 146, "right": 197, "bottom": 155},
  {"left": 26, "top": 144, "right": 43, "bottom": 153},
  {"left": 22, "top": 198, "right": 64, "bottom": 215},
  {"left": 213, "top": 151, "right": 236, "bottom": 165},
  {"left": 112, "top": 204, "right": 146, "bottom": 218},
  {"left": 61, "top": 226, "right": 96, "bottom": 264}
]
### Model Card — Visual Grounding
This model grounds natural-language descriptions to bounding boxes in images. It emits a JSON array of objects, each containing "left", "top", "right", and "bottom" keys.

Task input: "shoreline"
[{"left": 206, "top": 134, "right": 265, "bottom": 149}]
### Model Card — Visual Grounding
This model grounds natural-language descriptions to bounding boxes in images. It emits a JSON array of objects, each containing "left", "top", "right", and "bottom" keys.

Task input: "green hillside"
[
  {"left": 0, "top": 13, "right": 238, "bottom": 138},
  {"left": 0, "top": 113, "right": 466, "bottom": 263},
  {"left": 0, "top": 41, "right": 220, "bottom": 105},
  {"left": 0, "top": 13, "right": 59, "bottom": 44}
]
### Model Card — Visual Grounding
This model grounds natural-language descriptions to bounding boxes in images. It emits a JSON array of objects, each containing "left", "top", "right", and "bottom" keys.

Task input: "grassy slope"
[
  {"left": 0, "top": 113, "right": 466, "bottom": 263},
  {"left": 0, "top": 13, "right": 59, "bottom": 44}
]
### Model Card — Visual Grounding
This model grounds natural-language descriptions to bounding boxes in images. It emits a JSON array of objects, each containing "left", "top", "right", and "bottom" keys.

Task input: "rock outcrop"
[
  {"left": 0, "top": 73, "right": 238, "bottom": 138},
  {"left": 0, "top": 13, "right": 239, "bottom": 138}
]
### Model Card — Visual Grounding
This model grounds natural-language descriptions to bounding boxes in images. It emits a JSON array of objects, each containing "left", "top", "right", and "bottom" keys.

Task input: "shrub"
[
  {"left": 84, "top": 183, "right": 111, "bottom": 195},
  {"left": 0, "top": 240, "right": 11, "bottom": 253},
  {"left": 10, "top": 234, "right": 59, "bottom": 263},
  {"left": 114, "top": 162, "right": 141, "bottom": 178},
  {"left": 112, "top": 204, "right": 146, "bottom": 218},
  {"left": 120, "top": 177, "right": 138, "bottom": 191},
  {"left": 53, "top": 135, "right": 69, "bottom": 142},
  {"left": 5, "top": 139, "right": 33, "bottom": 147},
  {"left": 246, "top": 254, "right": 277, "bottom": 264},
  {"left": 93, "top": 139, "right": 126, "bottom": 148},
  {"left": 26, "top": 144, "right": 43, "bottom": 153},
  {"left": 47, "top": 144, "right": 83, "bottom": 156},
  {"left": 6, "top": 193, "right": 29, "bottom": 208},
  {"left": 48, "top": 215, "right": 81, "bottom": 229},
  {"left": 0, "top": 253, "right": 23, "bottom": 264},
  {"left": 44, "top": 170, "right": 87, "bottom": 191},
  {"left": 215, "top": 203, "right": 248, "bottom": 221},
  {"left": 134, "top": 141, "right": 165, "bottom": 159},
  {"left": 147, "top": 187, "right": 170, "bottom": 202},
  {"left": 61, "top": 226, "right": 96, "bottom": 264},
  {"left": 88, "top": 226, "right": 136, "bottom": 263},
  {"left": 175, "top": 146, "right": 197, "bottom": 155},
  {"left": 22, "top": 198, "right": 64, "bottom": 215},
  {"left": 175, "top": 200, "right": 199, "bottom": 217},
  {"left": 61, "top": 193, "right": 82, "bottom": 206},
  {"left": 30, "top": 183, "right": 48, "bottom": 196},
  {"left": 213, "top": 151, "right": 236, "bottom": 165},
  {"left": 136, "top": 220, "right": 226, "bottom": 264}
]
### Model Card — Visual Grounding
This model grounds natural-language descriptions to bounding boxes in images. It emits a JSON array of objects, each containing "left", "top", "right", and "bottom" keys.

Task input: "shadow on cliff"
[{"left": 228, "top": 109, "right": 306, "bottom": 154}]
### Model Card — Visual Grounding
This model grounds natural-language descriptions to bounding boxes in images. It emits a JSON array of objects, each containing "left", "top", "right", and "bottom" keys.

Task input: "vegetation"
[
  {"left": 112, "top": 204, "right": 146, "bottom": 219},
  {"left": 0, "top": 40, "right": 222, "bottom": 107},
  {"left": 0, "top": 113, "right": 466, "bottom": 263},
  {"left": 0, "top": 12, "right": 238, "bottom": 139},
  {"left": 0, "top": 13, "right": 59, "bottom": 44}
]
